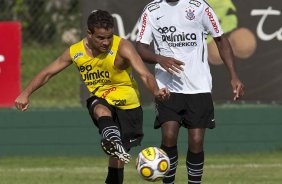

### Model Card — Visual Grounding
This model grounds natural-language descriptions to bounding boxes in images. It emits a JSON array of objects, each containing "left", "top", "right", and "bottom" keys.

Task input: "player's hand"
[
  {"left": 158, "top": 56, "right": 185, "bottom": 75},
  {"left": 155, "top": 88, "right": 170, "bottom": 101},
  {"left": 231, "top": 78, "right": 244, "bottom": 101},
  {"left": 15, "top": 94, "right": 30, "bottom": 111}
]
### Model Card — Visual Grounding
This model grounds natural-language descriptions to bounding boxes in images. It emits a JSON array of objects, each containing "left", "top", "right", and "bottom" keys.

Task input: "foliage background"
[{"left": 0, "top": 0, "right": 82, "bottom": 107}]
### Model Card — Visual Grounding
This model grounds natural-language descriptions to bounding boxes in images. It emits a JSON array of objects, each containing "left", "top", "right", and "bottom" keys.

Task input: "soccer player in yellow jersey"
[{"left": 15, "top": 10, "right": 169, "bottom": 184}]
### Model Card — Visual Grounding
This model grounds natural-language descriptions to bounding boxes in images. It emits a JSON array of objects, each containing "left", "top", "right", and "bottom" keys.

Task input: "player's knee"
[
  {"left": 94, "top": 104, "right": 112, "bottom": 119},
  {"left": 162, "top": 133, "right": 177, "bottom": 146},
  {"left": 188, "top": 140, "right": 204, "bottom": 153},
  {"left": 189, "top": 131, "right": 204, "bottom": 144},
  {"left": 188, "top": 136, "right": 204, "bottom": 152}
]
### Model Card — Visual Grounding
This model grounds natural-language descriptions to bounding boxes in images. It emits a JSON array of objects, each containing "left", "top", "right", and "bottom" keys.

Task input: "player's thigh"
[
  {"left": 183, "top": 93, "right": 215, "bottom": 129},
  {"left": 116, "top": 106, "right": 143, "bottom": 150},
  {"left": 154, "top": 93, "right": 185, "bottom": 129},
  {"left": 86, "top": 96, "right": 115, "bottom": 127},
  {"left": 161, "top": 121, "right": 180, "bottom": 146}
]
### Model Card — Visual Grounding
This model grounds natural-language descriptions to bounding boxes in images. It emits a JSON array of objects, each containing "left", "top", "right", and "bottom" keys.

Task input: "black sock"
[
  {"left": 161, "top": 144, "right": 178, "bottom": 184},
  {"left": 105, "top": 167, "right": 124, "bottom": 184},
  {"left": 98, "top": 116, "right": 122, "bottom": 145},
  {"left": 186, "top": 150, "right": 204, "bottom": 184}
]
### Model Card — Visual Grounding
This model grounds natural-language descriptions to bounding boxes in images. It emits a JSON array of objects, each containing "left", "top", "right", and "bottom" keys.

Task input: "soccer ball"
[{"left": 136, "top": 147, "right": 170, "bottom": 182}]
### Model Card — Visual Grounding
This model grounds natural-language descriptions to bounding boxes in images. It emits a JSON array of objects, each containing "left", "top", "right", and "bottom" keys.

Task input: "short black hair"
[{"left": 87, "top": 10, "right": 114, "bottom": 33}]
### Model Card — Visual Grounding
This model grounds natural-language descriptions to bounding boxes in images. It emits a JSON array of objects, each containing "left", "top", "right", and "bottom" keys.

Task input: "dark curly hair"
[{"left": 87, "top": 10, "right": 114, "bottom": 34}]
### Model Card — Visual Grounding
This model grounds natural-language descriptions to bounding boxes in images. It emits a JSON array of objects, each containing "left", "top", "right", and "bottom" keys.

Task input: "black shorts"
[
  {"left": 154, "top": 93, "right": 215, "bottom": 129},
  {"left": 86, "top": 96, "right": 143, "bottom": 150}
]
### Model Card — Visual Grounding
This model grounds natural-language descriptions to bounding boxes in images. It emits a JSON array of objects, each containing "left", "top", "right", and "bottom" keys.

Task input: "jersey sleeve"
[
  {"left": 136, "top": 8, "right": 153, "bottom": 44},
  {"left": 200, "top": 3, "right": 224, "bottom": 37}
]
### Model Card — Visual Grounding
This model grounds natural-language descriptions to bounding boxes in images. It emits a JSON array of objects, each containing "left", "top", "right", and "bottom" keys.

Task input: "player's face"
[{"left": 88, "top": 27, "right": 114, "bottom": 53}]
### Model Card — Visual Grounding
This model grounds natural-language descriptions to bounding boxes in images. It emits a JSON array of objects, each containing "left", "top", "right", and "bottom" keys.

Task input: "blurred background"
[{"left": 0, "top": 0, "right": 281, "bottom": 156}]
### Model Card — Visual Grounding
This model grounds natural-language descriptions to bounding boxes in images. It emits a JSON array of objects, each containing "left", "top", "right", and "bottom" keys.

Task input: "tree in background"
[{"left": 0, "top": 0, "right": 81, "bottom": 44}]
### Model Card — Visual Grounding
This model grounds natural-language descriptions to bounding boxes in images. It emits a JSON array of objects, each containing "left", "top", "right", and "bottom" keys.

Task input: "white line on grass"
[
  {"left": 205, "top": 163, "right": 282, "bottom": 169},
  {"left": 0, "top": 166, "right": 106, "bottom": 173},
  {"left": 0, "top": 163, "right": 281, "bottom": 173}
]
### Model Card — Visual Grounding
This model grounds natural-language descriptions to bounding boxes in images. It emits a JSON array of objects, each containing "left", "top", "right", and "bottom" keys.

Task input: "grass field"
[{"left": 0, "top": 151, "right": 281, "bottom": 184}]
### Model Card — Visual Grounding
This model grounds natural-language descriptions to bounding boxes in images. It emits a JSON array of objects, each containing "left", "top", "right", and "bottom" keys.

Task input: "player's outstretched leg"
[
  {"left": 97, "top": 116, "right": 131, "bottom": 163},
  {"left": 101, "top": 138, "right": 131, "bottom": 164}
]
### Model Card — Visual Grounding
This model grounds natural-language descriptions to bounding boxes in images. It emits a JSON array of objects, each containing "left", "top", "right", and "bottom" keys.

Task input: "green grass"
[
  {"left": 0, "top": 151, "right": 282, "bottom": 184},
  {"left": 21, "top": 43, "right": 81, "bottom": 107}
]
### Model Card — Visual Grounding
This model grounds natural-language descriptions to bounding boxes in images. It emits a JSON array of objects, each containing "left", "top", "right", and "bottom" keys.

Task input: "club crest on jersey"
[{"left": 185, "top": 7, "right": 195, "bottom": 20}]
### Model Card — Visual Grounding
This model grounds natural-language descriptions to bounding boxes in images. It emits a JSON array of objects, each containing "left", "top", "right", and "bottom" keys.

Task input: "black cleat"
[{"left": 101, "top": 138, "right": 131, "bottom": 164}]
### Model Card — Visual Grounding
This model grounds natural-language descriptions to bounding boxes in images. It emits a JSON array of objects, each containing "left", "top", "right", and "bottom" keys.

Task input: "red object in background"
[{"left": 0, "top": 22, "right": 21, "bottom": 107}]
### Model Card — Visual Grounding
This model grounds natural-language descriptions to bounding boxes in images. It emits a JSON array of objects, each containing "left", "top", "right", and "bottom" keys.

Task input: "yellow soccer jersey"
[{"left": 70, "top": 35, "right": 140, "bottom": 109}]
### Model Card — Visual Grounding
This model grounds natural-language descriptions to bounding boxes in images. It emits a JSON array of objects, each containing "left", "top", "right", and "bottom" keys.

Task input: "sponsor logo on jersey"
[
  {"left": 73, "top": 52, "right": 83, "bottom": 60},
  {"left": 157, "top": 26, "right": 197, "bottom": 47},
  {"left": 81, "top": 70, "right": 110, "bottom": 81},
  {"left": 189, "top": 0, "right": 201, "bottom": 7},
  {"left": 156, "top": 15, "right": 164, "bottom": 20},
  {"left": 78, "top": 65, "right": 111, "bottom": 85},
  {"left": 185, "top": 7, "right": 195, "bottom": 20},
  {"left": 147, "top": 3, "right": 160, "bottom": 12},
  {"left": 108, "top": 50, "right": 114, "bottom": 55},
  {"left": 101, "top": 87, "right": 116, "bottom": 98},
  {"left": 79, "top": 65, "right": 110, "bottom": 78},
  {"left": 139, "top": 13, "right": 148, "bottom": 40},
  {"left": 113, "top": 99, "right": 126, "bottom": 106},
  {"left": 85, "top": 79, "right": 111, "bottom": 86},
  {"left": 130, "top": 138, "right": 137, "bottom": 143},
  {"left": 205, "top": 7, "right": 220, "bottom": 33}
]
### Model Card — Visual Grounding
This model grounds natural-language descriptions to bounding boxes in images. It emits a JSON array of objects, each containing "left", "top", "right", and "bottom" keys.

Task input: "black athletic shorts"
[
  {"left": 86, "top": 96, "right": 143, "bottom": 150},
  {"left": 154, "top": 93, "right": 215, "bottom": 129}
]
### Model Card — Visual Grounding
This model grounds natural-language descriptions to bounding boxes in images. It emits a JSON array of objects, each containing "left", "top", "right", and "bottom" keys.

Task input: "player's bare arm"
[
  {"left": 136, "top": 42, "right": 184, "bottom": 74},
  {"left": 214, "top": 36, "right": 245, "bottom": 100},
  {"left": 118, "top": 39, "right": 170, "bottom": 100},
  {"left": 15, "top": 49, "right": 73, "bottom": 111}
]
